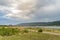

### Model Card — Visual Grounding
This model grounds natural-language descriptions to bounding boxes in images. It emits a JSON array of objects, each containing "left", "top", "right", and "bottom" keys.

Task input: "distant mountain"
[
  {"left": 18, "top": 21, "right": 60, "bottom": 26},
  {"left": 48, "top": 21, "right": 60, "bottom": 26}
]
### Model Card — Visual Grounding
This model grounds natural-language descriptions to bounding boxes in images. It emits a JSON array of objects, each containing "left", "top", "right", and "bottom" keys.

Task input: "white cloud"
[
  {"left": 0, "top": 0, "right": 60, "bottom": 22},
  {"left": 42, "top": 5, "right": 56, "bottom": 11},
  {"left": 0, "top": 0, "right": 37, "bottom": 20}
]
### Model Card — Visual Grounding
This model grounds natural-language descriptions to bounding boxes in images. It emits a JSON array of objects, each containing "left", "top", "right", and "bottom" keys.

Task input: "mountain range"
[{"left": 18, "top": 21, "right": 60, "bottom": 26}]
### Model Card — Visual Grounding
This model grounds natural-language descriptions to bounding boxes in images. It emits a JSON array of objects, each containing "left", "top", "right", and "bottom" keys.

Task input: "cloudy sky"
[{"left": 0, "top": 0, "right": 60, "bottom": 25}]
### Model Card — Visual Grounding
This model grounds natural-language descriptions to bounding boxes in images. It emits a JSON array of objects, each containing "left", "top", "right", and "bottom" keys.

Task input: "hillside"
[{"left": 18, "top": 21, "right": 60, "bottom": 26}]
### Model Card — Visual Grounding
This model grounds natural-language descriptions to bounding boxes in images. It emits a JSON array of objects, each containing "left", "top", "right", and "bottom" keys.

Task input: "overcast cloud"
[{"left": 0, "top": 0, "right": 60, "bottom": 24}]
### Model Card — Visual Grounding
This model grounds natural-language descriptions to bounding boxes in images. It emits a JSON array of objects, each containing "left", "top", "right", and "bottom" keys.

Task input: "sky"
[{"left": 0, "top": 0, "right": 60, "bottom": 25}]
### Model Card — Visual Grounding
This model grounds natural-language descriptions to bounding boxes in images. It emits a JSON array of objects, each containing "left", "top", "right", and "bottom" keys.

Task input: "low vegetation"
[
  {"left": 0, "top": 27, "right": 59, "bottom": 40},
  {"left": 0, "top": 32, "right": 60, "bottom": 40},
  {"left": 0, "top": 27, "right": 20, "bottom": 36},
  {"left": 38, "top": 29, "right": 43, "bottom": 32},
  {"left": 23, "top": 29, "right": 29, "bottom": 33}
]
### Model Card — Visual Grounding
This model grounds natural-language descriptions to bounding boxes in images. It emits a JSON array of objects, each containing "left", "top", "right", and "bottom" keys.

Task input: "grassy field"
[
  {"left": 0, "top": 32, "right": 60, "bottom": 40},
  {"left": 0, "top": 27, "right": 60, "bottom": 40}
]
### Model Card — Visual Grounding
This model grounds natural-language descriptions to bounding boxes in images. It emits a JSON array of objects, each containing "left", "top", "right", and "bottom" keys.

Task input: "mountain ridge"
[{"left": 18, "top": 21, "right": 60, "bottom": 26}]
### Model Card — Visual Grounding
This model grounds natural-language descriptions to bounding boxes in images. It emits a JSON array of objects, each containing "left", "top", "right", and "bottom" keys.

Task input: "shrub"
[
  {"left": 23, "top": 30, "right": 29, "bottom": 33},
  {"left": 0, "top": 27, "right": 20, "bottom": 36},
  {"left": 38, "top": 29, "right": 43, "bottom": 32}
]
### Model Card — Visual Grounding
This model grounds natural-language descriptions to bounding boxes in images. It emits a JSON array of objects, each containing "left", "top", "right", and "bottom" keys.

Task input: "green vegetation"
[
  {"left": 0, "top": 32, "right": 60, "bottom": 40},
  {"left": 23, "top": 29, "right": 29, "bottom": 33},
  {"left": 0, "top": 27, "right": 59, "bottom": 40},
  {"left": 0, "top": 27, "right": 20, "bottom": 36},
  {"left": 38, "top": 29, "right": 43, "bottom": 32}
]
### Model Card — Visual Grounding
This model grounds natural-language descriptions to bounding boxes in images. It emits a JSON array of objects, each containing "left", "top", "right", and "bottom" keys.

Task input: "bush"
[
  {"left": 0, "top": 27, "right": 20, "bottom": 36},
  {"left": 38, "top": 29, "right": 43, "bottom": 32},
  {"left": 23, "top": 30, "right": 29, "bottom": 33}
]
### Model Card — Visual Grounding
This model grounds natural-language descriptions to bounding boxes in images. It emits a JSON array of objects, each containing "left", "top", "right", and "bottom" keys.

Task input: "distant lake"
[
  {"left": 23, "top": 26, "right": 60, "bottom": 29},
  {"left": 36, "top": 26, "right": 60, "bottom": 29}
]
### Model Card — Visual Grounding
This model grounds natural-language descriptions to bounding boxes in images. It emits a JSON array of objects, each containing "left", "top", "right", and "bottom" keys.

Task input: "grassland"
[
  {"left": 0, "top": 26, "right": 60, "bottom": 40},
  {"left": 0, "top": 32, "right": 60, "bottom": 40}
]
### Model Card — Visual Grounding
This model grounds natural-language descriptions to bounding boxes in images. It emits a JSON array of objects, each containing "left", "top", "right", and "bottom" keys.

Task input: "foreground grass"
[
  {"left": 0, "top": 32, "right": 60, "bottom": 40},
  {"left": 0, "top": 27, "right": 60, "bottom": 40}
]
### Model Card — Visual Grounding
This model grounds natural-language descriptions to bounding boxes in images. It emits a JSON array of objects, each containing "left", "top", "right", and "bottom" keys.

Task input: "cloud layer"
[
  {"left": 0, "top": 0, "right": 60, "bottom": 23},
  {"left": 1, "top": 0, "right": 37, "bottom": 20}
]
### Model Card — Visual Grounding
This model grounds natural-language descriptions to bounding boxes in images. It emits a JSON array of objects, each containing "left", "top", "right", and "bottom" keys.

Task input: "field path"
[
  {"left": 43, "top": 32, "right": 60, "bottom": 36},
  {"left": 29, "top": 29, "right": 60, "bottom": 36}
]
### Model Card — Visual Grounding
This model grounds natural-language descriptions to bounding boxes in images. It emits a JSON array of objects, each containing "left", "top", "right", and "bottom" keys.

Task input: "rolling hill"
[{"left": 18, "top": 21, "right": 60, "bottom": 26}]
